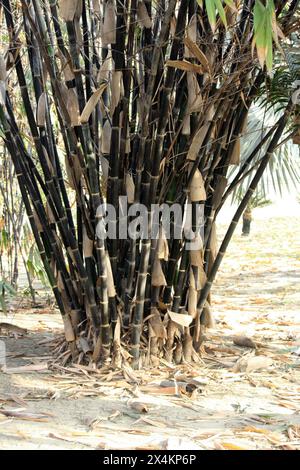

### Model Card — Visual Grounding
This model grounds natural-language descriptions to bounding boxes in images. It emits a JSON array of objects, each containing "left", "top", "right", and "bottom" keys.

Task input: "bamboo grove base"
[{"left": 51, "top": 321, "right": 210, "bottom": 369}]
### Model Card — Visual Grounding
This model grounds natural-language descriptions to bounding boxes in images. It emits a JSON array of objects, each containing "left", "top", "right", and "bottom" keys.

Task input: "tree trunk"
[{"left": 242, "top": 205, "right": 252, "bottom": 236}]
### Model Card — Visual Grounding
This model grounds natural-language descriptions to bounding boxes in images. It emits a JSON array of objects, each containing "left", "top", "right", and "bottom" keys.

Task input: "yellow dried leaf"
[
  {"left": 220, "top": 441, "right": 250, "bottom": 450},
  {"left": 168, "top": 311, "right": 193, "bottom": 328},
  {"left": 80, "top": 83, "right": 107, "bottom": 123},
  {"left": 184, "top": 37, "right": 212, "bottom": 75},
  {"left": 166, "top": 60, "right": 203, "bottom": 75}
]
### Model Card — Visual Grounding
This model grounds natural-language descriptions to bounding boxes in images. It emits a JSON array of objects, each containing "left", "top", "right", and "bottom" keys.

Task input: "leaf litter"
[{"left": 0, "top": 217, "right": 299, "bottom": 449}]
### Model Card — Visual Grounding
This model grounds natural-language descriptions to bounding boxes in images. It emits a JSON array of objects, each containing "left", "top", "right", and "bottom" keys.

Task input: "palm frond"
[{"left": 230, "top": 104, "right": 300, "bottom": 203}]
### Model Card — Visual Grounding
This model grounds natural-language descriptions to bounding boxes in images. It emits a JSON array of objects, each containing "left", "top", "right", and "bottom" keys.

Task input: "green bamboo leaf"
[
  {"left": 3, "top": 281, "right": 16, "bottom": 296},
  {"left": 266, "top": 31, "right": 273, "bottom": 71},
  {"left": 254, "top": 0, "right": 267, "bottom": 31},
  {"left": 266, "top": 0, "right": 275, "bottom": 16},
  {"left": 215, "top": 0, "right": 227, "bottom": 27},
  {"left": 253, "top": 0, "right": 267, "bottom": 68},
  {"left": 268, "top": 0, "right": 279, "bottom": 46},
  {"left": 224, "top": 0, "right": 237, "bottom": 10},
  {"left": 266, "top": 0, "right": 275, "bottom": 71},
  {"left": 0, "top": 294, "right": 7, "bottom": 313},
  {"left": 26, "top": 260, "right": 35, "bottom": 278},
  {"left": 253, "top": 0, "right": 275, "bottom": 70},
  {"left": 1, "top": 229, "right": 9, "bottom": 250},
  {"left": 205, "top": 0, "right": 217, "bottom": 32}
]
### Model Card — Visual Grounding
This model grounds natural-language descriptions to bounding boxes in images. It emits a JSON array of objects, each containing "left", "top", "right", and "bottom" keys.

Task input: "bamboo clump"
[{"left": 0, "top": 0, "right": 295, "bottom": 369}]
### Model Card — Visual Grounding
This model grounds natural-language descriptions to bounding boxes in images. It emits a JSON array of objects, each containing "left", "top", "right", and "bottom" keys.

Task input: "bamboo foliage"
[{"left": 0, "top": 0, "right": 297, "bottom": 369}]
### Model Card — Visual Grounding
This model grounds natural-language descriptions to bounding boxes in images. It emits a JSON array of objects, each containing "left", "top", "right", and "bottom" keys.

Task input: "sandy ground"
[{"left": 0, "top": 216, "right": 299, "bottom": 450}]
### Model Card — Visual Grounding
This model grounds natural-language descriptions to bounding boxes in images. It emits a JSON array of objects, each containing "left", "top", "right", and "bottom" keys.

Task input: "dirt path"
[{"left": 0, "top": 216, "right": 299, "bottom": 450}]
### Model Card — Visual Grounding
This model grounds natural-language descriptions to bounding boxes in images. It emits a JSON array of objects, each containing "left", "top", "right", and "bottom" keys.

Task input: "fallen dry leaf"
[
  {"left": 0, "top": 394, "right": 28, "bottom": 407},
  {"left": 48, "top": 432, "right": 80, "bottom": 443},
  {"left": 240, "top": 426, "right": 283, "bottom": 444},
  {"left": 141, "top": 385, "right": 177, "bottom": 395},
  {"left": 233, "top": 336, "right": 256, "bottom": 349},
  {"left": 233, "top": 356, "right": 273, "bottom": 373},
  {"left": 123, "top": 366, "right": 140, "bottom": 384},
  {"left": 0, "top": 409, "right": 52, "bottom": 422},
  {"left": 168, "top": 311, "right": 193, "bottom": 327},
  {"left": 2, "top": 363, "right": 48, "bottom": 374},
  {"left": 220, "top": 441, "right": 252, "bottom": 450},
  {"left": 280, "top": 444, "right": 298, "bottom": 450},
  {"left": 287, "top": 425, "right": 300, "bottom": 439},
  {"left": 129, "top": 402, "right": 148, "bottom": 413},
  {"left": 134, "top": 417, "right": 167, "bottom": 428},
  {"left": 0, "top": 322, "right": 28, "bottom": 335},
  {"left": 161, "top": 436, "right": 202, "bottom": 450}
]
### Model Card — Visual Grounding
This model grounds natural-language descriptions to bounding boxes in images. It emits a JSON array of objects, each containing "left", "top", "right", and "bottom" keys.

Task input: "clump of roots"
[{"left": 51, "top": 305, "right": 213, "bottom": 370}]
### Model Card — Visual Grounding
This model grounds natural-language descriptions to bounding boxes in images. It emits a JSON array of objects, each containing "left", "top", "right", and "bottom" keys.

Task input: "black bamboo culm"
[{"left": 0, "top": 0, "right": 296, "bottom": 369}]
